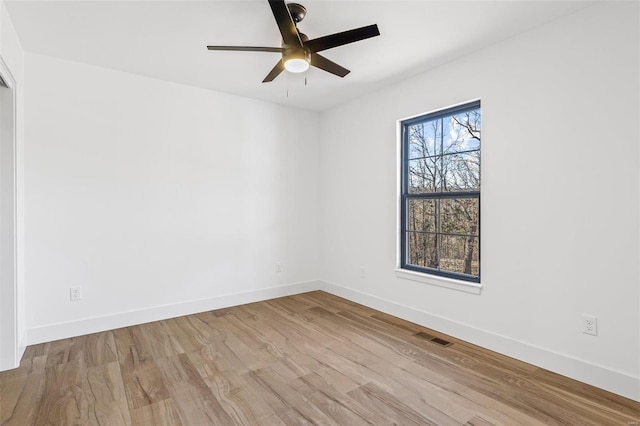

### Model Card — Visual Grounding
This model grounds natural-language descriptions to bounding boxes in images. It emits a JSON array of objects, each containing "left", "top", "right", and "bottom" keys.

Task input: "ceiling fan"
[{"left": 207, "top": 0, "right": 380, "bottom": 83}]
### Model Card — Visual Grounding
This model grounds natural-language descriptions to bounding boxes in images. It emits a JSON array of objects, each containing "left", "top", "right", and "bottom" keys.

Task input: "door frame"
[{"left": 0, "top": 53, "right": 19, "bottom": 371}]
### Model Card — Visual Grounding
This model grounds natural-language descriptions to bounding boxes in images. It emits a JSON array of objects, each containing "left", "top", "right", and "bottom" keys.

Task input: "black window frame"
[{"left": 400, "top": 100, "right": 481, "bottom": 283}]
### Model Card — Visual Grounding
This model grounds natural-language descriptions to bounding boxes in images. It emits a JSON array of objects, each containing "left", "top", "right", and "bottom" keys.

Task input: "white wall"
[
  {"left": 24, "top": 53, "right": 320, "bottom": 342},
  {"left": 319, "top": 2, "right": 640, "bottom": 400},
  {"left": 0, "top": 0, "right": 25, "bottom": 370}
]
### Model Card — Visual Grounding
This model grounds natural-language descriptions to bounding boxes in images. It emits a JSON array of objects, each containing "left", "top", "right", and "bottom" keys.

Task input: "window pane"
[
  {"left": 440, "top": 198, "right": 479, "bottom": 236},
  {"left": 407, "top": 232, "right": 438, "bottom": 269},
  {"left": 407, "top": 199, "right": 436, "bottom": 232},
  {"left": 410, "top": 151, "right": 479, "bottom": 193},
  {"left": 441, "top": 110, "right": 481, "bottom": 154},
  {"left": 408, "top": 158, "right": 439, "bottom": 193},
  {"left": 408, "top": 120, "right": 441, "bottom": 159},
  {"left": 441, "top": 151, "right": 480, "bottom": 192},
  {"left": 440, "top": 234, "right": 479, "bottom": 276}
]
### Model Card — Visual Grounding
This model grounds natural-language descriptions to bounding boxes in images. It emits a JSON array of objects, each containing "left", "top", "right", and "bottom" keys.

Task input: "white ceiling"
[{"left": 6, "top": 0, "right": 593, "bottom": 111}]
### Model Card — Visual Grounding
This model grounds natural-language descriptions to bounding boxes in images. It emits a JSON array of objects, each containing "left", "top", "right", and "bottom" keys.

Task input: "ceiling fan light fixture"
[
  {"left": 284, "top": 57, "right": 310, "bottom": 73},
  {"left": 283, "top": 48, "right": 311, "bottom": 73}
]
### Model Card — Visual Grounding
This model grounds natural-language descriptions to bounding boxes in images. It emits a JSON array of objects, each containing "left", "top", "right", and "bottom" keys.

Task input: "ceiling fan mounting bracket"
[{"left": 287, "top": 3, "right": 307, "bottom": 24}]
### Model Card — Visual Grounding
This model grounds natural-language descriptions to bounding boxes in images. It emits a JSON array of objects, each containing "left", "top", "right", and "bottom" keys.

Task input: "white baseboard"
[
  {"left": 0, "top": 332, "right": 27, "bottom": 372},
  {"left": 25, "top": 278, "right": 640, "bottom": 402},
  {"left": 17, "top": 332, "right": 27, "bottom": 363},
  {"left": 27, "top": 280, "right": 322, "bottom": 345},
  {"left": 317, "top": 280, "right": 640, "bottom": 403}
]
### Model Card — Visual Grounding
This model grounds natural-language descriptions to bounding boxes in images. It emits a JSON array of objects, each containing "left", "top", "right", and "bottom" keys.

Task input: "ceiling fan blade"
[
  {"left": 310, "top": 53, "right": 350, "bottom": 78},
  {"left": 207, "top": 46, "right": 283, "bottom": 53},
  {"left": 263, "top": 60, "right": 285, "bottom": 83},
  {"left": 305, "top": 24, "right": 380, "bottom": 53},
  {"left": 268, "top": 0, "right": 302, "bottom": 47}
]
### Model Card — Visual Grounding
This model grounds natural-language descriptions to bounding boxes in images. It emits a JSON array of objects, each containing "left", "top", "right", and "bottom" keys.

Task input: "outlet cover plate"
[
  {"left": 582, "top": 315, "right": 597, "bottom": 336},
  {"left": 70, "top": 286, "right": 83, "bottom": 301}
]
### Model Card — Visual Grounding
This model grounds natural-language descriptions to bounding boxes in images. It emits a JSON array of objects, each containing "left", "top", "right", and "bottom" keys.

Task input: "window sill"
[{"left": 395, "top": 269, "right": 482, "bottom": 295}]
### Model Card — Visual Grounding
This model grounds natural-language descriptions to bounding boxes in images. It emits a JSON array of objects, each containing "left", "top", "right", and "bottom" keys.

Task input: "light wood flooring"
[{"left": 2, "top": 291, "right": 639, "bottom": 425}]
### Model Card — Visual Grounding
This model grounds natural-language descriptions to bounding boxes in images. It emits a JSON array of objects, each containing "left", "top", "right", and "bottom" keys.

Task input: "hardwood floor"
[{"left": 2, "top": 291, "right": 639, "bottom": 425}]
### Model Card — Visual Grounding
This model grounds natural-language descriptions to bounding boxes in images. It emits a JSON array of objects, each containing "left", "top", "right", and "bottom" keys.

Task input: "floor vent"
[
  {"left": 430, "top": 337, "right": 453, "bottom": 347},
  {"left": 414, "top": 332, "right": 453, "bottom": 347},
  {"left": 414, "top": 331, "right": 436, "bottom": 341}
]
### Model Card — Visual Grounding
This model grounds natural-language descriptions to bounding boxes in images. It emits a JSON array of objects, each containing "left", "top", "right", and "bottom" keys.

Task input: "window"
[{"left": 400, "top": 101, "right": 481, "bottom": 283}]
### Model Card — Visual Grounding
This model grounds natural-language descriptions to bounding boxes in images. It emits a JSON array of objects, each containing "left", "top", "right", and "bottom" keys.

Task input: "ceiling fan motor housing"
[
  {"left": 283, "top": 46, "right": 310, "bottom": 63},
  {"left": 282, "top": 32, "right": 309, "bottom": 67}
]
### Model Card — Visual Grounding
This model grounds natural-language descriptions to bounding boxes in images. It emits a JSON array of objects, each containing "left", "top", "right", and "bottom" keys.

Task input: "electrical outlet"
[
  {"left": 582, "top": 315, "right": 597, "bottom": 336},
  {"left": 70, "top": 286, "right": 83, "bottom": 301},
  {"left": 275, "top": 262, "right": 281, "bottom": 273},
  {"left": 359, "top": 267, "right": 366, "bottom": 278}
]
